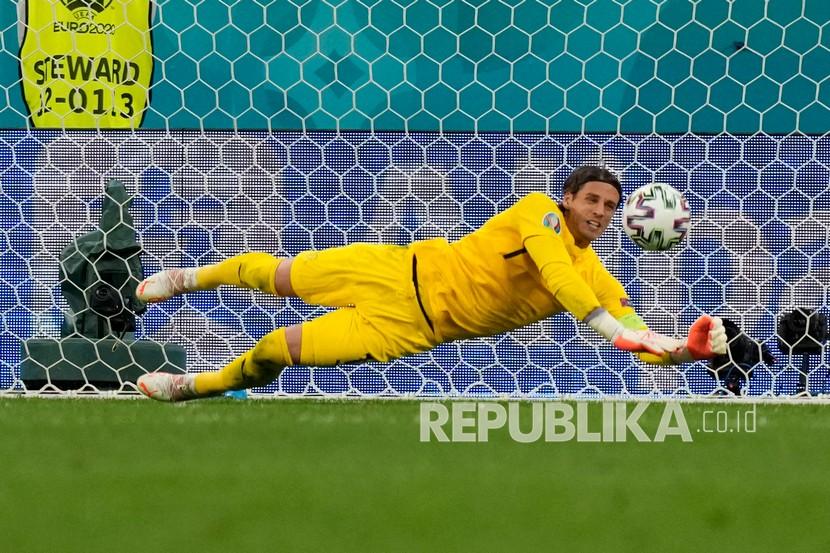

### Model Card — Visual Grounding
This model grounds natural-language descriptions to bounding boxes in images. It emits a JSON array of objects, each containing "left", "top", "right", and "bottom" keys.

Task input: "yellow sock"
[
  {"left": 194, "top": 352, "right": 251, "bottom": 395},
  {"left": 194, "top": 327, "right": 295, "bottom": 395},
  {"left": 196, "top": 252, "right": 281, "bottom": 294}
]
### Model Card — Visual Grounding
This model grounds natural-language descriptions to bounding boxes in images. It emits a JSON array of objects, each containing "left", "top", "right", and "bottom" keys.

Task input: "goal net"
[{"left": 1, "top": 0, "right": 828, "bottom": 398}]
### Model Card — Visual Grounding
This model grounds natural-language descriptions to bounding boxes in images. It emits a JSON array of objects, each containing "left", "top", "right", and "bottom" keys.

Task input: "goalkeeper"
[{"left": 136, "top": 165, "right": 727, "bottom": 401}]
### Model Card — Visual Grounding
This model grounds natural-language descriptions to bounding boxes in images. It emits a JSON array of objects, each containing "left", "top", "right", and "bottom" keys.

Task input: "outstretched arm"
[
  {"left": 523, "top": 234, "right": 683, "bottom": 357},
  {"left": 515, "top": 196, "right": 724, "bottom": 361}
]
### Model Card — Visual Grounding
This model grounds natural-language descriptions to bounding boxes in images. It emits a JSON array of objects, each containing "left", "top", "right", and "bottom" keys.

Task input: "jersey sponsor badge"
[{"left": 542, "top": 212, "right": 561, "bottom": 234}]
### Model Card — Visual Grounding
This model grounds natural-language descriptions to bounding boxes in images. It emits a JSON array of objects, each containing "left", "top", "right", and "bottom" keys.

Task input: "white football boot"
[
  {"left": 136, "top": 268, "right": 198, "bottom": 303},
  {"left": 137, "top": 372, "right": 198, "bottom": 402}
]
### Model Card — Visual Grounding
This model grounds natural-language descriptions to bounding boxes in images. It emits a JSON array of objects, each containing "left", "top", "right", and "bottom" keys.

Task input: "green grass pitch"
[{"left": 1, "top": 398, "right": 828, "bottom": 552}]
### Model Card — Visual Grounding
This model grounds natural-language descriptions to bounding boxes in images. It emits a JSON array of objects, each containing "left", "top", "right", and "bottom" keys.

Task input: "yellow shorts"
[{"left": 290, "top": 243, "right": 440, "bottom": 364}]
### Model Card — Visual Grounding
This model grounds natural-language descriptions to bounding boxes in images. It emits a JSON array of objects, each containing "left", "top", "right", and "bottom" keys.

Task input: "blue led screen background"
[{"left": 1, "top": 131, "right": 827, "bottom": 396}]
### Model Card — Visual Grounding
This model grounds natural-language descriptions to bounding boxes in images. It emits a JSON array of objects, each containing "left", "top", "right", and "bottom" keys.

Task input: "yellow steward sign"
[{"left": 19, "top": 0, "right": 153, "bottom": 128}]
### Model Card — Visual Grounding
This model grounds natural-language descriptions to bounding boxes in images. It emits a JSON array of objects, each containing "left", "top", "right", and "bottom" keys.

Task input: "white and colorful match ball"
[{"left": 622, "top": 182, "right": 691, "bottom": 251}]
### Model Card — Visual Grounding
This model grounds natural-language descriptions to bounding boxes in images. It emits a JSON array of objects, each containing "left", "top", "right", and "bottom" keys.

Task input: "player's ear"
[{"left": 562, "top": 191, "right": 574, "bottom": 209}]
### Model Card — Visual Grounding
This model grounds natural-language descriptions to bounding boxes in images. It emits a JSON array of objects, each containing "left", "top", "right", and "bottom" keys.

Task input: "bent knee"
[{"left": 248, "top": 328, "right": 295, "bottom": 383}]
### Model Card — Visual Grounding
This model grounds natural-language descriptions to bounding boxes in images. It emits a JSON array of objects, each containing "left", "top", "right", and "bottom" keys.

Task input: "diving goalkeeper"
[{"left": 135, "top": 165, "right": 727, "bottom": 401}]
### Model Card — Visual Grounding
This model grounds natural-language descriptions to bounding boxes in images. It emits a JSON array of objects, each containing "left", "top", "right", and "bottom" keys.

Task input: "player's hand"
[
  {"left": 613, "top": 329, "right": 684, "bottom": 356},
  {"left": 683, "top": 314, "right": 727, "bottom": 360},
  {"left": 585, "top": 308, "right": 683, "bottom": 355}
]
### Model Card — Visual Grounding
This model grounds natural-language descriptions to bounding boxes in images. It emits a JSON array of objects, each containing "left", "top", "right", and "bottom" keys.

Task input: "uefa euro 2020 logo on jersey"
[
  {"left": 61, "top": 0, "right": 113, "bottom": 21},
  {"left": 542, "top": 212, "right": 561, "bottom": 234}
]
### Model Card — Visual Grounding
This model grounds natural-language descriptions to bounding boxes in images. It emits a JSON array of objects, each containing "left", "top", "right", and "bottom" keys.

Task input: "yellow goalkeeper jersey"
[{"left": 411, "top": 192, "right": 642, "bottom": 343}]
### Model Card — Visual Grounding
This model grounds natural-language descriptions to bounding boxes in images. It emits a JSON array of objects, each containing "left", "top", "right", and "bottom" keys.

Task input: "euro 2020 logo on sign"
[{"left": 61, "top": 0, "right": 113, "bottom": 20}]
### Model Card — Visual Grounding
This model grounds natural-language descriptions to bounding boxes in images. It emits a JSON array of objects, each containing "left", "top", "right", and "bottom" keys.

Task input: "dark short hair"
[{"left": 562, "top": 165, "right": 622, "bottom": 200}]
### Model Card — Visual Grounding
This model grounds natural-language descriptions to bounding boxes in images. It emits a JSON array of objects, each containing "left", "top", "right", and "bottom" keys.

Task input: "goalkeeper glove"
[
  {"left": 585, "top": 308, "right": 683, "bottom": 355},
  {"left": 670, "top": 315, "right": 728, "bottom": 362}
]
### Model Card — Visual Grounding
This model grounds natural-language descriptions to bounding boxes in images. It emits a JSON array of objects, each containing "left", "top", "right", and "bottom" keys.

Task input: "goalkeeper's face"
[{"left": 562, "top": 180, "right": 620, "bottom": 247}]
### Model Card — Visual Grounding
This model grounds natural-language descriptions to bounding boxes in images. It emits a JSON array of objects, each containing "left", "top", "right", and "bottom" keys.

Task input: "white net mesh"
[
  {"left": 1, "top": 0, "right": 828, "bottom": 397},
  {"left": 4, "top": 131, "right": 828, "bottom": 397}
]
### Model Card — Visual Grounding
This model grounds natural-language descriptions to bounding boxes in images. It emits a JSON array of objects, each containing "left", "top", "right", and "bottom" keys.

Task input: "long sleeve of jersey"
[{"left": 523, "top": 234, "right": 603, "bottom": 321}]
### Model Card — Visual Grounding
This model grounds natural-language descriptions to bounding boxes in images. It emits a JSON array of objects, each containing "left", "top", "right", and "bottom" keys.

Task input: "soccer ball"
[{"left": 622, "top": 183, "right": 690, "bottom": 251}]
